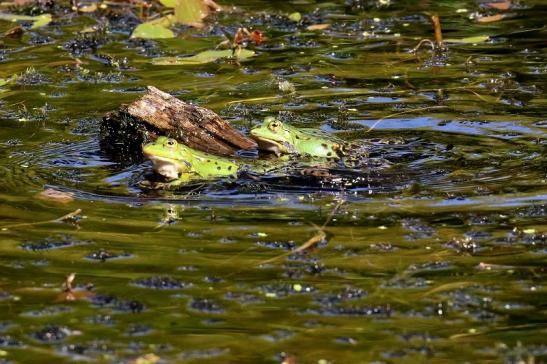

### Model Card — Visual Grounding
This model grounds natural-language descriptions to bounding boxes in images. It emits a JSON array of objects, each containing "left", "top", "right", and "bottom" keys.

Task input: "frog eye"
[
  {"left": 268, "top": 121, "right": 281, "bottom": 131},
  {"left": 165, "top": 139, "right": 177, "bottom": 148}
]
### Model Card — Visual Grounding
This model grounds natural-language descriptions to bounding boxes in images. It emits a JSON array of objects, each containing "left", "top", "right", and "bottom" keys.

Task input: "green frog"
[
  {"left": 142, "top": 136, "right": 238, "bottom": 184},
  {"left": 142, "top": 119, "right": 358, "bottom": 187},
  {"left": 250, "top": 117, "right": 345, "bottom": 158}
]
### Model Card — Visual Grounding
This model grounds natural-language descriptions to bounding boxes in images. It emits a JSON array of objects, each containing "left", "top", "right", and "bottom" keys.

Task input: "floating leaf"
[
  {"left": 0, "top": 12, "right": 52, "bottom": 29},
  {"left": 174, "top": 0, "right": 208, "bottom": 26},
  {"left": 288, "top": 12, "right": 301, "bottom": 22},
  {"left": 204, "top": 0, "right": 222, "bottom": 12},
  {"left": 0, "top": 75, "right": 17, "bottom": 88},
  {"left": 444, "top": 35, "right": 490, "bottom": 44},
  {"left": 151, "top": 49, "right": 255, "bottom": 65},
  {"left": 0, "top": 13, "right": 34, "bottom": 21},
  {"left": 151, "top": 14, "right": 175, "bottom": 27},
  {"left": 159, "top": 0, "right": 177, "bottom": 7},
  {"left": 131, "top": 20, "right": 175, "bottom": 39},
  {"left": 30, "top": 13, "right": 51, "bottom": 29}
]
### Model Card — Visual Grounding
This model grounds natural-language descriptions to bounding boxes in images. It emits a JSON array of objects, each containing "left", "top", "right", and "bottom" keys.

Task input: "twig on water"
[
  {"left": 411, "top": 15, "right": 446, "bottom": 54},
  {"left": 411, "top": 38, "right": 436, "bottom": 54},
  {"left": 56, "top": 272, "right": 94, "bottom": 302},
  {"left": 0, "top": 209, "right": 82, "bottom": 231},
  {"left": 362, "top": 105, "right": 448, "bottom": 134},
  {"left": 259, "top": 199, "right": 345, "bottom": 265},
  {"left": 431, "top": 15, "right": 444, "bottom": 47}
]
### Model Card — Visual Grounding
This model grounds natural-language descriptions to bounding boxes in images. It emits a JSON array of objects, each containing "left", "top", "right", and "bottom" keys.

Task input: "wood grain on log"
[{"left": 102, "top": 86, "right": 256, "bottom": 157}]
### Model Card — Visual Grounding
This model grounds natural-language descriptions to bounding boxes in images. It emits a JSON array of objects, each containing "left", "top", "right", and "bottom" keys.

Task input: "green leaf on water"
[
  {"left": 0, "top": 75, "right": 17, "bottom": 88},
  {"left": 30, "top": 14, "right": 52, "bottom": 29},
  {"left": 0, "top": 12, "right": 52, "bottom": 29},
  {"left": 151, "top": 49, "right": 255, "bottom": 65},
  {"left": 131, "top": 19, "right": 175, "bottom": 39},
  {"left": 288, "top": 12, "right": 302, "bottom": 22},
  {"left": 174, "top": 0, "right": 207, "bottom": 25},
  {"left": 159, "top": 0, "right": 177, "bottom": 7},
  {"left": 444, "top": 35, "right": 490, "bottom": 44},
  {"left": 0, "top": 13, "right": 34, "bottom": 21}
]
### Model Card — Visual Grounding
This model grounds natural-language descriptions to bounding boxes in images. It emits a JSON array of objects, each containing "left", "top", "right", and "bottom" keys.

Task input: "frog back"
[
  {"left": 189, "top": 152, "right": 239, "bottom": 178},
  {"left": 293, "top": 129, "right": 344, "bottom": 158}
]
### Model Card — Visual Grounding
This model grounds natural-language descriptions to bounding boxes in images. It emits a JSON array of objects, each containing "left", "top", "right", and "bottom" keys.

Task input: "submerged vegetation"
[{"left": 0, "top": 0, "right": 546, "bottom": 362}]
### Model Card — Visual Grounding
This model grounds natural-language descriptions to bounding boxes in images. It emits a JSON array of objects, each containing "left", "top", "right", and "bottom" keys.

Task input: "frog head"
[
  {"left": 142, "top": 136, "right": 192, "bottom": 180},
  {"left": 250, "top": 117, "right": 296, "bottom": 156},
  {"left": 251, "top": 117, "right": 344, "bottom": 158}
]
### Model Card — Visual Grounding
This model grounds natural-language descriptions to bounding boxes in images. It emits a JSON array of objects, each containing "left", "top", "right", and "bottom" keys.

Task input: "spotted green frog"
[
  {"left": 142, "top": 120, "right": 355, "bottom": 187},
  {"left": 250, "top": 117, "right": 345, "bottom": 158},
  {"left": 142, "top": 136, "right": 238, "bottom": 184}
]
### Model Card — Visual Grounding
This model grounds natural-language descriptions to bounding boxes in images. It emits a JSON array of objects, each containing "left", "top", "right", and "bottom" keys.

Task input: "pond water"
[{"left": 0, "top": 0, "right": 546, "bottom": 363}]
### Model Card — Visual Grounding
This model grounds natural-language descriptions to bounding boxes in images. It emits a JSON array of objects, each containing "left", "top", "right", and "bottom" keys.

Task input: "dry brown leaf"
[
  {"left": 35, "top": 188, "right": 74, "bottom": 204},
  {"left": 5, "top": 25, "right": 23, "bottom": 38},
  {"left": 477, "top": 13, "right": 506, "bottom": 23},
  {"left": 54, "top": 273, "right": 94, "bottom": 302},
  {"left": 281, "top": 353, "right": 297, "bottom": 364},
  {"left": 307, "top": 23, "right": 330, "bottom": 31},
  {"left": 486, "top": 1, "right": 511, "bottom": 10},
  {"left": 55, "top": 290, "right": 94, "bottom": 302}
]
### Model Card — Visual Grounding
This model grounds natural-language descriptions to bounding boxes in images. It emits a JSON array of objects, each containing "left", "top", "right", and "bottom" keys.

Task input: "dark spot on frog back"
[{"left": 334, "top": 143, "right": 346, "bottom": 158}]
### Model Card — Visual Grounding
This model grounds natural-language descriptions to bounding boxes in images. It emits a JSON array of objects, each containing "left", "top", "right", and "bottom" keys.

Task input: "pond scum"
[{"left": 0, "top": 0, "right": 546, "bottom": 363}]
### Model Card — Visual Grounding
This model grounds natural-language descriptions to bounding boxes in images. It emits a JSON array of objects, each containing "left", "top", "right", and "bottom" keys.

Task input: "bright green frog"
[
  {"left": 143, "top": 119, "right": 348, "bottom": 186},
  {"left": 142, "top": 136, "right": 238, "bottom": 184},
  {"left": 250, "top": 117, "right": 345, "bottom": 158}
]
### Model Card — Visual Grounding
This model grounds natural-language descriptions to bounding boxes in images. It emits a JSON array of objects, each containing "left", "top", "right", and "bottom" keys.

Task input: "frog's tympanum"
[
  {"left": 250, "top": 117, "right": 345, "bottom": 158},
  {"left": 142, "top": 136, "right": 238, "bottom": 184}
]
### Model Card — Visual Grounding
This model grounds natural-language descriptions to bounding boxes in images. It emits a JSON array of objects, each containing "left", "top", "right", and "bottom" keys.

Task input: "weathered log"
[{"left": 101, "top": 86, "right": 257, "bottom": 157}]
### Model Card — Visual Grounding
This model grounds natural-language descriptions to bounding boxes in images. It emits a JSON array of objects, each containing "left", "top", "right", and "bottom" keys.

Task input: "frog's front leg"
[
  {"left": 160, "top": 172, "right": 193, "bottom": 189},
  {"left": 140, "top": 172, "right": 194, "bottom": 190}
]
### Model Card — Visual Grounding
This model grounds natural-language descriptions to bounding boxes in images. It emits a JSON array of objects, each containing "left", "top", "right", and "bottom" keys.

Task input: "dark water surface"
[{"left": 0, "top": 0, "right": 546, "bottom": 363}]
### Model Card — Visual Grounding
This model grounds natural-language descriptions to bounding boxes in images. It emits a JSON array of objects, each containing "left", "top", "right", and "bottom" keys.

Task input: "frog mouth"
[
  {"left": 143, "top": 153, "right": 191, "bottom": 180},
  {"left": 250, "top": 135, "right": 284, "bottom": 156}
]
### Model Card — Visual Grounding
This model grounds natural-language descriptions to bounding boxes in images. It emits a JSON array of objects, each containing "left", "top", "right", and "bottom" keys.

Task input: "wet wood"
[
  {"left": 430, "top": 15, "right": 443, "bottom": 47},
  {"left": 101, "top": 86, "right": 256, "bottom": 157}
]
